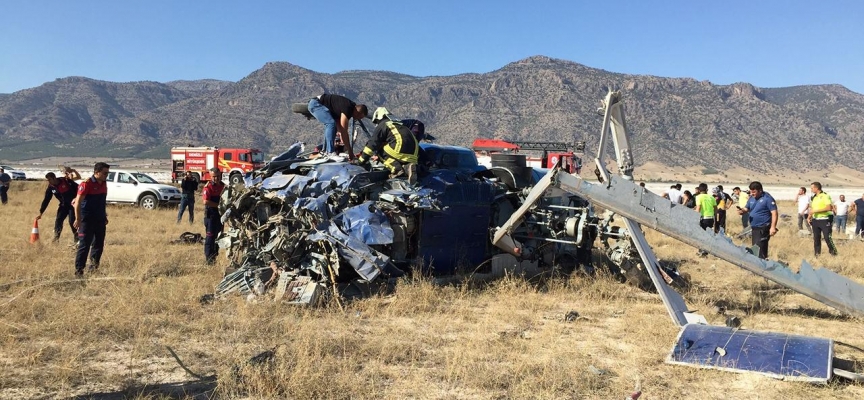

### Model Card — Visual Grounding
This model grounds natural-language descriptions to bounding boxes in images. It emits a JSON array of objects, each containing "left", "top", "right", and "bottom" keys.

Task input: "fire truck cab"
[
  {"left": 472, "top": 139, "right": 584, "bottom": 174},
  {"left": 170, "top": 146, "right": 265, "bottom": 185}
]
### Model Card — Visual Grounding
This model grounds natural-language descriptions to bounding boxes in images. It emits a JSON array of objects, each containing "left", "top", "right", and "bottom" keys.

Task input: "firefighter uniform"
[
  {"left": 39, "top": 176, "right": 78, "bottom": 241},
  {"left": 358, "top": 107, "right": 419, "bottom": 179},
  {"left": 75, "top": 176, "right": 108, "bottom": 274},
  {"left": 202, "top": 176, "right": 226, "bottom": 264}
]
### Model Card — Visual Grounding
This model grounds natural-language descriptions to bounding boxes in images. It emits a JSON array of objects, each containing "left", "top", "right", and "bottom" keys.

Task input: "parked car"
[
  {"left": 0, "top": 165, "right": 26, "bottom": 180},
  {"left": 81, "top": 170, "right": 181, "bottom": 209}
]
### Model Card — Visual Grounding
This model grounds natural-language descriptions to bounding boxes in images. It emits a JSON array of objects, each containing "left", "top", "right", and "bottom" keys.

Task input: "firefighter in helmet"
[{"left": 357, "top": 107, "right": 419, "bottom": 183}]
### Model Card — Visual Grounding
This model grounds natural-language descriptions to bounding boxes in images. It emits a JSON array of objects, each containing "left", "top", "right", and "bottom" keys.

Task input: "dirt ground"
[{"left": 0, "top": 181, "right": 863, "bottom": 399}]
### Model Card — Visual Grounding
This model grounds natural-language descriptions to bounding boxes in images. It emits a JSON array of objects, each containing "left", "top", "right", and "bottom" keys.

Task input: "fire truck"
[
  {"left": 170, "top": 146, "right": 265, "bottom": 185},
  {"left": 471, "top": 139, "right": 585, "bottom": 174}
]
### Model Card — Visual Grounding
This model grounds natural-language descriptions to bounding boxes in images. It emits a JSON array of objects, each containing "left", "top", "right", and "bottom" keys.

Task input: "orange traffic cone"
[{"left": 30, "top": 219, "right": 40, "bottom": 243}]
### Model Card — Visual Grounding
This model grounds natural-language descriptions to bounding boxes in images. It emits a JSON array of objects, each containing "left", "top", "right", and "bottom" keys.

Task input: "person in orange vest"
[
  {"left": 202, "top": 168, "right": 226, "bottom": 264},
  {"left": 37, "top": 168, "right": 81, "bottom": 243}
]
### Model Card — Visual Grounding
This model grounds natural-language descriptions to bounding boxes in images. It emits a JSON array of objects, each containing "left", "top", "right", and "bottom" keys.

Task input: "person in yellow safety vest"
[
  {"left": 357, "top": 107, "right": 419, "bottom": 183},
  {"left": 807, "top": 181, "right": 837, "bottom": 256}
]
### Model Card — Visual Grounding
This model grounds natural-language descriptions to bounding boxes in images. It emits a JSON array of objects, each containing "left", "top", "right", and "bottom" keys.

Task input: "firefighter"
[
  {"left": 202, "top": 167, "right": 226, "bottom": 264},
  {"left": 357, "top": 107, "right": 419, "bottom": 183},
  {"left": 73, "top": 162, "right": 110, "bottom": 277},
  {"left": 37, "top": 168, "right": 81, "bottom": 243}
]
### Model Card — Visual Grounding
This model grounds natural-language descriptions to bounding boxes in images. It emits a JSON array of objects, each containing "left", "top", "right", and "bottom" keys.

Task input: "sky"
[{"left": 1, "top": 0, "right": 863, "bottom": 94}]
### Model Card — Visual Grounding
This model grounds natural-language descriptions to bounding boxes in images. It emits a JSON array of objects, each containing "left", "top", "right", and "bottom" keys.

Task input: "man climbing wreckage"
[
  {"left": 356, "top": 107, "right": 420, "bottom": 184},
  {"left": 211, "top": 92, "right": 864, "bottom": 326}
]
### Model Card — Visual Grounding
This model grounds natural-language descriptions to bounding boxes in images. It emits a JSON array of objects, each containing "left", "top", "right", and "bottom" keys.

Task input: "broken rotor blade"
[{"left": 557, "top": 172, "right": 864, "bottom": 318}]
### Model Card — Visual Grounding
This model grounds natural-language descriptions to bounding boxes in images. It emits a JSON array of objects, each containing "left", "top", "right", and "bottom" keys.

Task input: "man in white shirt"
[
  {"left": 663, "top": 183, "right": 683, "bottom": 204},
  {"left": 834, "top": 194, "right": 850, "bottom": 234},
  {"left": 795, "top": 186, "right": 811, "bottom": 232}
]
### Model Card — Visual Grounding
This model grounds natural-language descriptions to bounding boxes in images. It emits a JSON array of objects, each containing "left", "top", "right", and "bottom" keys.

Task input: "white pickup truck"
[{"left": 97, "top": 170, "right": 182, "bottom": 209}]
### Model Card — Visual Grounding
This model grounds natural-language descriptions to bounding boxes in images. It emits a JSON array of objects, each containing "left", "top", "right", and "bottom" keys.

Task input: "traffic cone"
[{"left": 30, "top": 219, "right": 40, "bottom": 243}]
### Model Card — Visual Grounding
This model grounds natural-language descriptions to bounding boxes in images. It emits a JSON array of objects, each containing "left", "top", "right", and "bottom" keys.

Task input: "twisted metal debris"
[{"left": 209, "top": 142, "right": 665, "bottom": 304}]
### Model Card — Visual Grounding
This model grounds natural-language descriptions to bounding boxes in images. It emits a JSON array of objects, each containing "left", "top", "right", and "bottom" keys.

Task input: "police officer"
[
  {"left": 73, "top": 162, "right": 110, "bottom": 277},
  {"left": 37, "top": 168, "right": 81, "bottom": 242},
  {"left": 357, "top": 107, "right": 419, "bottom": 183},
  {"left": 202, "top": 167, "right": 226, "bottom": 264},
  {"left": 807, "top": 181, "right": 837, "bottom": 256},
  {"left": 738, "top": 181, "right": 778, "bottom": 259}
]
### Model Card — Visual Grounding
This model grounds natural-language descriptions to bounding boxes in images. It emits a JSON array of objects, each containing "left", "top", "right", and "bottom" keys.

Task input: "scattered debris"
[
  {"left": 170, "top": 232, "right": 203, "bottom": 245},
  {"left": 588, "top": 365, "right": 608, "bottom": 376},
  {"left": 725, "top": 316, "right": 742, "bottom": 328}
]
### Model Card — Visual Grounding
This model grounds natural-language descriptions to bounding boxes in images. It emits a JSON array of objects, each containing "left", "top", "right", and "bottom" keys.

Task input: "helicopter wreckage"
[{"left": 208, "top": 91, "right": 864, "bottom": 383}]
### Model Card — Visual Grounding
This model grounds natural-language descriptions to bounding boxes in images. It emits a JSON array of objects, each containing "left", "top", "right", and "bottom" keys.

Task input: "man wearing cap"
[
  {"left": 808, "top": 181, "right": 837, "bottom": 256},
  {"left": 202, "top": 168, "right": 226, "bottom": 264},
  {"left": 738, "top": 181, "right": 777, "bottom": 259},
  {"left": 357, "top": 107, "right": 420, "bottom": 183},
  {"left": 73, "top": 162, "right": 110, "bottom": 277},
  {"left": 307, "top": 94, "right": 368, "bottom": 159}
]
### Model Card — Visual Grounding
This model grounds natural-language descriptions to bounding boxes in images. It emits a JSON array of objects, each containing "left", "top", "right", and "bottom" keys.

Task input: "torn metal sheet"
[
  {"left": 667, "top": 324, "right": 833, "bottom": 383},
  {"left": 557, "top": 172, "right": 864, "bottom": 318},
  {"left": 338, "top": 202, "right": 394, "bottom": 245}
]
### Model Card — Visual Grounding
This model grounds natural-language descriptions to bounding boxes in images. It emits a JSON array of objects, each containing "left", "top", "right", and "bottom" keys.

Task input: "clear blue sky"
[{"left": 1, "top": 0, "right": 862, "bottom": 94}]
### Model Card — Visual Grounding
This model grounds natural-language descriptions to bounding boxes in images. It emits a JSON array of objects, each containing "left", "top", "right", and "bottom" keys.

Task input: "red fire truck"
[
  {"left": 170, "top": 146, "right": 265, "bottom": 184},
  {"left": 471, "top": 139, "right": 584, "bottom": 174}
]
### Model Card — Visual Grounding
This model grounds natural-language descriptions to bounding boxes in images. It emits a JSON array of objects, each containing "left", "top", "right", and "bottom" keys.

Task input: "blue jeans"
[
  {"left": 308, "top": 98, "right": 336, "bottom": 153},
  {"left": 177, "top": 194, "right": 194, "bottom": 223},
  {"left": 835, "top": 215, "right": 847, "bottom": 233}
]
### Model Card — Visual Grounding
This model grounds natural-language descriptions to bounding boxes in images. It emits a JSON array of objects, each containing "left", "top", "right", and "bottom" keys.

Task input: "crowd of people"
[{"left": 659, "top": 181, "right": 864, "bottom": 260}]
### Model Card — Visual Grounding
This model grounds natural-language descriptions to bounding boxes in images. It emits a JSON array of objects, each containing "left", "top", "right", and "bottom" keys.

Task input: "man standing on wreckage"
[{"left": 355, "top": 107, "right": 420, "bottom": 183}]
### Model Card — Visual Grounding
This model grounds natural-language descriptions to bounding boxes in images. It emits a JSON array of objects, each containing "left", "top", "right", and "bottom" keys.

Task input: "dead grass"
[{"left": 0, "top": 183, "right": 863, "bottom": 399}]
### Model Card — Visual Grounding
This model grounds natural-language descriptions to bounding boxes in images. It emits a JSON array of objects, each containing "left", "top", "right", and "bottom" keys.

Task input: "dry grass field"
[{"left": 1, "top": 180, "right": 863, "bottom": 399}]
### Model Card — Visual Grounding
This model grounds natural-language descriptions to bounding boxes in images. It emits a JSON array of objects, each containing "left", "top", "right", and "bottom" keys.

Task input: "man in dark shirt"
[
  {"left": 851, "top": 193, "right": 864, "bottom": 238},
  {"left": 0, "top": 167, "right": 11, "bottom": 205},
  {"left": 357, "top": 107, "right": 419, "bottom": 183},
  {"left": 177, "top": 171, "right": 198, "bottom": 224},
  {"left": 307, "top": 94, "right": 368, "bottom": 158},
  {"left": 37, "top": 168, "right": 81, "bottom": 242},
  {"left": 202, "top": 167, "right": 226, "bottom": 264},
  {"left": 739, "top": 181, "right": 778, "bottom": 259},
  {"left": 73, "top": 162, "right": 110, "bottom": 277}
]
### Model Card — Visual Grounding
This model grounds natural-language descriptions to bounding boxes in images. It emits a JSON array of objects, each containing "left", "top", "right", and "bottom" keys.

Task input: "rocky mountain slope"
[{"left": 1, "top": 56, "right": 862, "bottom": 172}]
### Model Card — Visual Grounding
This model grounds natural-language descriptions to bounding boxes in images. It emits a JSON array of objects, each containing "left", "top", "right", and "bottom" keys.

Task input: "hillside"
[{"left": 1, "top": 57, "right": 863, "bottom": 172}]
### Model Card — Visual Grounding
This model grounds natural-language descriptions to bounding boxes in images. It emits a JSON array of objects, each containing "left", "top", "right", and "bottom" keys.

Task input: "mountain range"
[{"left": 1, "top": 56, "right": 862, "bottom": 172}]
